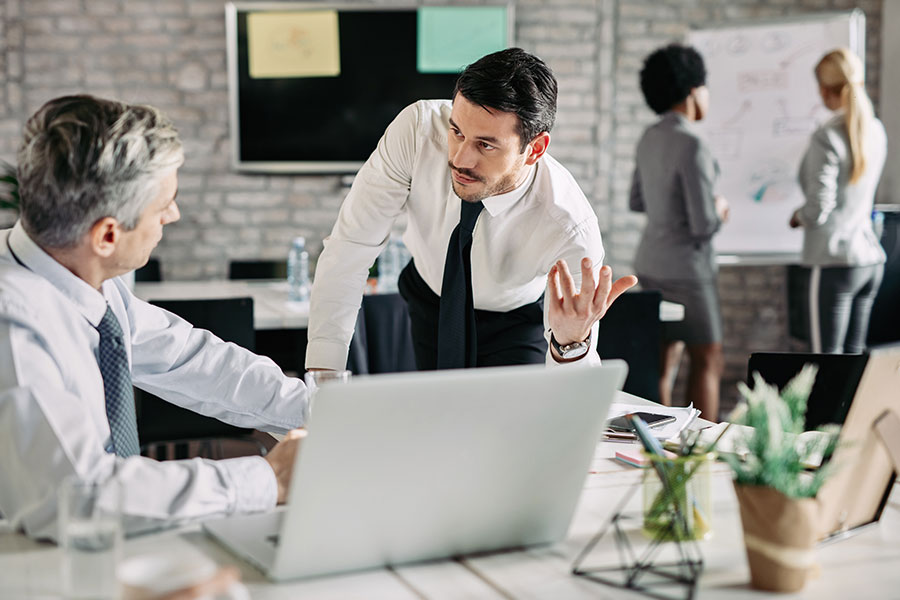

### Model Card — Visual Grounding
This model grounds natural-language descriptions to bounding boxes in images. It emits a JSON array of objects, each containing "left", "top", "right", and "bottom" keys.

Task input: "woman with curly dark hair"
[{"left": 629, "top": 44, "right": 729, "bottom": 420}]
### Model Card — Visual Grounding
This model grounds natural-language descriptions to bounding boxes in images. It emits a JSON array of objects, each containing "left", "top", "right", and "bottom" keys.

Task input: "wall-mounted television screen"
[{"left": 226, "top": 2, "right": 513, "bottom": 174}]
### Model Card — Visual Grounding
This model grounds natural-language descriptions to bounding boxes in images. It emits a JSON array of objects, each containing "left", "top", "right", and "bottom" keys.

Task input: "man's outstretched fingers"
[
  {"left": 605, "top": 275, "right": 639, "bottom": 306},
  {"left": 557, "top": 259, "right": 578, "bottom": 300},
  {"left": 580, "top": 258, "right": 596, "bottom": 299}
]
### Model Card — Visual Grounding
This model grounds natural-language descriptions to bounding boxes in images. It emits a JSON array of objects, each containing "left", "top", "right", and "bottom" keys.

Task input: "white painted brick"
[
  {"left": 24, "top": 34, "right": 82, "bottom": 52},
  {"left": 163, "top": 19, "right": 194, "bottom": 35},
  {"left": 85, "top": 2, "right": 120, "bottom": 17},
  {"left": 224, "top": 192, "right": 283, "bottom": 208}
]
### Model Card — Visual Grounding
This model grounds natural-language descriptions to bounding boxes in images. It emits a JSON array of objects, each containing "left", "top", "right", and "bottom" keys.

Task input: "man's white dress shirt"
[
  {"left": 0, "top": 222, "right": 306, "bottom": 539},
  {"left": 307, "top": 100, "right": 605, "bottom": 370}
]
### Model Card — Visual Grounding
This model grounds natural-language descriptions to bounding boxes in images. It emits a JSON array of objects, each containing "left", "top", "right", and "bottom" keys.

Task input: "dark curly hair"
[
  {"left": 639, "top": 44, "right": 707, "bottom": 115},
  {"left": 453, "top": 48, "right": 557, "bottom": 152}
]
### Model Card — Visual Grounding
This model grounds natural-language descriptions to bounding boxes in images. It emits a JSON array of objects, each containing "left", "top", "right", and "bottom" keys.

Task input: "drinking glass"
[
  {"left": 303, "top": 369, "right": 352, "bottom": 421},
  {"left": 58, "top": 477, "right": 122, "bottom": 599},
  {"left": 641, "top": 452, "right": 715, "bottom": 541}
]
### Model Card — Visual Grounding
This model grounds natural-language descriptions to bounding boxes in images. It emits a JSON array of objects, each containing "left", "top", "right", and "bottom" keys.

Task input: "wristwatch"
[{"left": 550, "top": 331, "right": 591, "bottom": 362}]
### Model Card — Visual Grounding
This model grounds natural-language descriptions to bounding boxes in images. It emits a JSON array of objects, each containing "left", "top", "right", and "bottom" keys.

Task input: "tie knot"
[
  {"left": 96, "top": 306, "right": 124, "bottom": 340},
  {"left": 459, "top": 201, "right": 484, "bottom": 232}
]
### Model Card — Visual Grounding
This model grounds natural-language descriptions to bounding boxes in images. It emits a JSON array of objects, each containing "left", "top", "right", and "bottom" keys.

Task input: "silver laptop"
[{"left": 204, "top": 361, "right": 627, "bottom": 581}]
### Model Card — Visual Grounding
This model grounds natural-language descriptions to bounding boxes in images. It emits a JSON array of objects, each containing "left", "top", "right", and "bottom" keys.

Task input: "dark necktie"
[
  {"left": 95, "top": 306, "right": 140, "bottom": 457},
  {"left": 437, "top": 200, "right": 485, "bottom": 369}
]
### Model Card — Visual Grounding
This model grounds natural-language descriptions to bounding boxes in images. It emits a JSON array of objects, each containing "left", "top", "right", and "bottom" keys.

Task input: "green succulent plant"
[{"left": 724, "top": 364, "right": 840, "bottom": 499}]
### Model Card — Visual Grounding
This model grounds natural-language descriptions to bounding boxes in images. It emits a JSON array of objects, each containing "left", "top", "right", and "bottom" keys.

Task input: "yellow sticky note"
[{"left": 247, "top": 11, "right": 340, "bottom": 79}]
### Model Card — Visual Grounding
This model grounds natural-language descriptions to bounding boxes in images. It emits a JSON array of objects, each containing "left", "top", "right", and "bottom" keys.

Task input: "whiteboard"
[{"left": 687, "top": 11, "right": 866, "bottom": 256}]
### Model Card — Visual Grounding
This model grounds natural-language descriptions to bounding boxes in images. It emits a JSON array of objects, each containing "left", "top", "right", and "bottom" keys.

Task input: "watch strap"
[{"left": 550, "top": 331, "right": 591, "bottom": 363}]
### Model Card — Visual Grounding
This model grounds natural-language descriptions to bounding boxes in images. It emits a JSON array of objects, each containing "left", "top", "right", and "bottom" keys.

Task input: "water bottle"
[
  {"left": 872, "top": 209, "right": 885, "bottom": 241},
  {"left": 287, "top": 236, "right": 311, "bottom": 302}
]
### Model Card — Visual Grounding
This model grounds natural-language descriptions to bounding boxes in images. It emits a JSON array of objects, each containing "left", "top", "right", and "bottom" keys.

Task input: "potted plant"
[
  {"left": 0, "top": 160, "right": 20, "bottom": 227},
  {"left": 723, "top": 364, "right": 840, "bottom": 593}
]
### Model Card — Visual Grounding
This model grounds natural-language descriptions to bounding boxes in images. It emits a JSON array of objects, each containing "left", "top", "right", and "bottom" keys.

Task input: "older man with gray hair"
[{"left": 0, "top": 95, "right": 306, "bottom": 540}]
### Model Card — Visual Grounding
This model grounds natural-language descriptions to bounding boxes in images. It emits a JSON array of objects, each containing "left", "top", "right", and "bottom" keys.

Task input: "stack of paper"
[{"left": 604, "top": 402, "right": 700, "bottom": 442}]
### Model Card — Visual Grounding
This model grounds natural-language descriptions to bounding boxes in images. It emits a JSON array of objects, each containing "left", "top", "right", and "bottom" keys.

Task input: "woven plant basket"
[{"left": 733, "top": 483, "right": 820, "bottom": 593}]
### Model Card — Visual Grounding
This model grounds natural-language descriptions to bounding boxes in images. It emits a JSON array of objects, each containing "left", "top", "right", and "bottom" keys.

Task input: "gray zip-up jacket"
[
  {"left": 630, "top": 112, "right": 722, "bottom": 281},
  {"left": 796, "top": 113, "right": 887, "bottom": 267}
]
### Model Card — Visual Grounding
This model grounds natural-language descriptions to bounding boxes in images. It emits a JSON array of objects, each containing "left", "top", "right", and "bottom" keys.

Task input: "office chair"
[
  {"left": 345, "top": 293, "right": 417, "bottom": 375},
  {"left": 135, "top": 297, "right": 269, "bottom": 460},
  {"left": 228, "top": 259, "right": 287, "bottom": 280},
  {"left": 134, "top": 257, "right": 161, "bottom": 282},
  {"left": 595, "top": 289, "right": 662, "bottom": 403}
]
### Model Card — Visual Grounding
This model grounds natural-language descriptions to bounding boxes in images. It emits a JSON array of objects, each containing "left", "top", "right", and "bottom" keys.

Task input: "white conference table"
[
  {"left": 133, "top": 280, "right": 685, "bottom": 331},
  {"left": 2, "top": 391, "right": 898, "bottom": 599}
]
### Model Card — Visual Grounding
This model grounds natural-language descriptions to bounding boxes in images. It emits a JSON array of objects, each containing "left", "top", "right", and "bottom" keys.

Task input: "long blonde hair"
[{"left": 815, "top": 48, "right": 874, "bottom": 183}]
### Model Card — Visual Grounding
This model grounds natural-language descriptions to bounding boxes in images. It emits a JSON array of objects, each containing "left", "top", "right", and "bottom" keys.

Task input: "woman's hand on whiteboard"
[
  {"left": 715, "top": 195, "right": 730, "bottom": 223},
  {"left": 789, "top": 209, "right": 802, "bottom": 229}
]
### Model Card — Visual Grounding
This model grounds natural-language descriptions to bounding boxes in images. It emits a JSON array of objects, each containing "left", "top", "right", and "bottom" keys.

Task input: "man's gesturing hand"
[{"left": 546, "top": 258, "right": 638, "bottom": 349}]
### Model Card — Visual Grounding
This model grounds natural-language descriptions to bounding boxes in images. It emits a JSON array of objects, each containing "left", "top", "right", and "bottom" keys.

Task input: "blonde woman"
[{"left": 790, "top": 48, "right": 887, "bottom": 354}]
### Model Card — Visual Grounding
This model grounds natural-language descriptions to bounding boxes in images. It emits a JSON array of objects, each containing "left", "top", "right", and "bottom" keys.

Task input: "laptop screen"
[{"left": 747, "top": 352, "right": 869, "bottom": 430}]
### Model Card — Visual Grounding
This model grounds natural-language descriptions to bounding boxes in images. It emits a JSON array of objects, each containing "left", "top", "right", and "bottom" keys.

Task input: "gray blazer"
[
  {"left": 630, "top": 112, "right": 721, "bottom": 281},
  {"left": 796, "top": 114, "right": 887, "bottom": 267}
]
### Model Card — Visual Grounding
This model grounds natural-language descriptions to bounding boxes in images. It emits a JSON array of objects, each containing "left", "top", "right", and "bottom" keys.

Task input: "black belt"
[{"left": 398, "top": 259, "right": 547, "bottom": 370}]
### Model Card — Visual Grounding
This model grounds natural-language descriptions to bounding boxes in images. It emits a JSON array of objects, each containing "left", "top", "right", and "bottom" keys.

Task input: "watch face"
[{"left": 561, "top": 343, "right": 588, "bottom": 359}]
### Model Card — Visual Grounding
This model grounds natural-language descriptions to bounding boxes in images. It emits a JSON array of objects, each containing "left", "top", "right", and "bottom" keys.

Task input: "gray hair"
[{"left": 17, "top": 95, "right": 184, "bottom": 248}]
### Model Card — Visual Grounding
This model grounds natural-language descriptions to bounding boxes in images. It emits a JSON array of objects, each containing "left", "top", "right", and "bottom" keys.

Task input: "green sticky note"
[{"left": 417, "top": 6, "right": 508, "bottom": 74}]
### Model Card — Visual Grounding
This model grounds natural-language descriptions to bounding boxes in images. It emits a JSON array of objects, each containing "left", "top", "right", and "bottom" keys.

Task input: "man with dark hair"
[
  {"left": 307, "top": 48, "right": 636, "bottom": 372},
  {"left": 629, "top": 44, "right": 729, "bottom": 419},
  {"left": 0, "top": 95, "right": 306, "bottom": 540}
]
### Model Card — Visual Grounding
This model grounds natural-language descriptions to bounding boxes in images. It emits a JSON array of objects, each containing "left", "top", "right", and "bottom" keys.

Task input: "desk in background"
[
  {"left": 134, "top": 282, "right": 684, "bottom": 392},
  {"left": 3, "top": 390, "right": 898, "bottom": 599},
  {"left": 134, "top": 280, "right": 684, "bottom": 331}
]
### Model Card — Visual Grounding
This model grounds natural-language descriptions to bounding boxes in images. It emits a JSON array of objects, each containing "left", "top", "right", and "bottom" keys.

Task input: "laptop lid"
[
  {"left": 747, "top": 352, "right": 868, "bottom": 430},
  {"left": 269, "top": 361, "right": 627, "bottom": 581}
]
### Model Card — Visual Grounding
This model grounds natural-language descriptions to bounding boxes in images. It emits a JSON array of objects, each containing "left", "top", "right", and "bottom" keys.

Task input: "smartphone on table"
[{"left": 606, "top": 412, "right": 676, "bottom": 432}]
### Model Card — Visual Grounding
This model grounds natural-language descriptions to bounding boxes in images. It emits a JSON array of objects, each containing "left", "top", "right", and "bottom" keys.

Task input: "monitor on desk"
[{"left": 748, "top": 346, "right": 900, "bottom": 542}]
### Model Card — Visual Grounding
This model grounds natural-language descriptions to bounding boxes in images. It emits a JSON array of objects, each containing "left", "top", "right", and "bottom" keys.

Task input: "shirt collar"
[
  {"left": 664, "top": 111, "right": 690, "bottom": 128},
  {"left": 9, "top": 221, "right": 110, "bottom": 327},
  {"left": 481, "top": 163, "right": 537, "bottom": 218}
]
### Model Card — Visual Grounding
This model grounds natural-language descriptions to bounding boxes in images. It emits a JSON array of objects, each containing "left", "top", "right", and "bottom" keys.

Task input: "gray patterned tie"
[{"left": 95, "top": 306, "right": 141, "bottom": 457}]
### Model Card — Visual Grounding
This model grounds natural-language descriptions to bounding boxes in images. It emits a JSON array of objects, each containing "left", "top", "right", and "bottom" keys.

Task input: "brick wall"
[{"left": 0, "top": 0, "right": 885, "bottom": 413}]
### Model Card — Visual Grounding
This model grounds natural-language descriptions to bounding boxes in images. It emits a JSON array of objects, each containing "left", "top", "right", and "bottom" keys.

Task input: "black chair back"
[
  {"left": 134, "top": 257, "right": 161, "bottom": 282},
  {"left": 228, "top": 260, "right": 287, "bottom": 280},
  {"left": 595, "top": 290, "right": 662, "bottom": 402},
  {"left": 346, "top": 293, "right": 417, "bottom": 375},
  {"left": 136, "top": 297, "right": 255, "bottom": 446}
]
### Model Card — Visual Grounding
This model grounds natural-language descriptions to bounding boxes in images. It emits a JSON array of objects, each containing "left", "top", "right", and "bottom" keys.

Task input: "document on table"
[
  {"left": 604, "top": 402, "right": 700, "bottom": 442},
  {"left": 689, "top": 421, "right": 831, "bottom": 468}
]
